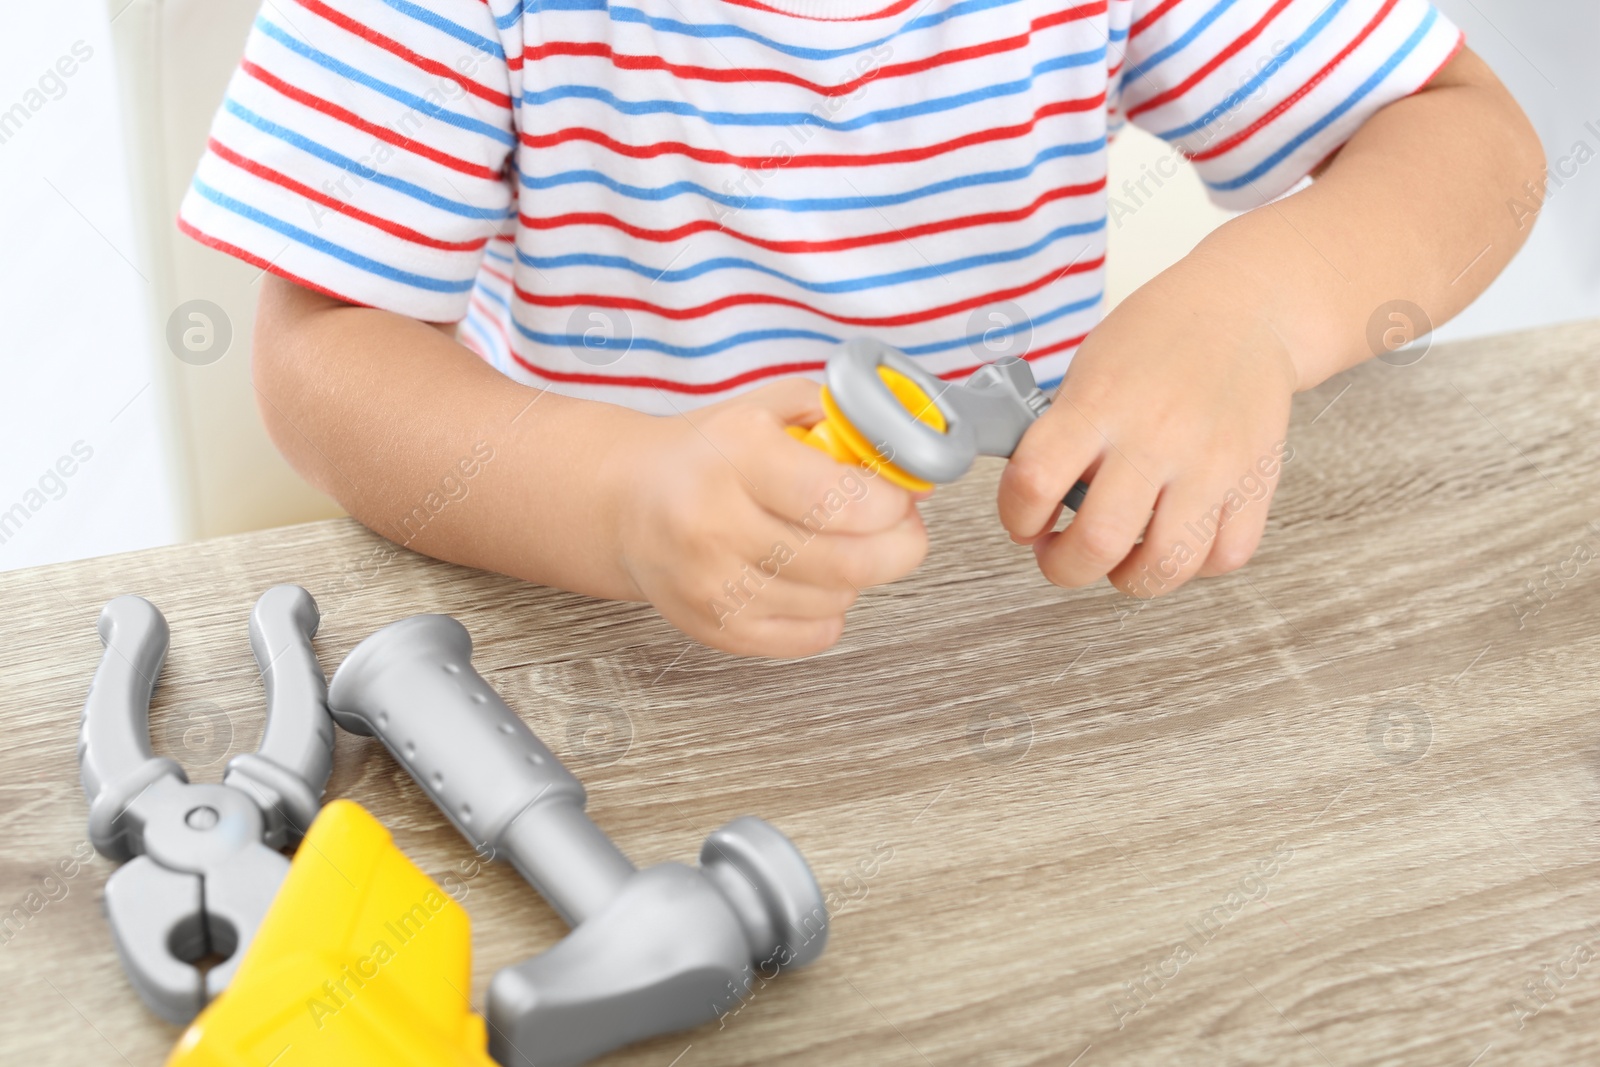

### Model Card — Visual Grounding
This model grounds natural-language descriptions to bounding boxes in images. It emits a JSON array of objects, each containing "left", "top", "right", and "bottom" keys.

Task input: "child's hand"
[
  {"left": 618, "top": 379, "right": 927, "bottom": 657},
  {"left": 998, "top": 259, "right": 1297, "bottom": 596}
]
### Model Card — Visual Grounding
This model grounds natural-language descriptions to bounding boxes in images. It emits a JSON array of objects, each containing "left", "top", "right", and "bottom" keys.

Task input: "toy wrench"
[
  {"left": 798, "top": 337, "right": 1091, "bottom": 509},
  {"left": 78, "top": 585, "right": 333, "bottom": 1024}
]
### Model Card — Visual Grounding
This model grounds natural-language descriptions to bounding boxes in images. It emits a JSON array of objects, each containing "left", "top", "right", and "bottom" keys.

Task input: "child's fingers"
[
  {"left": 698, "top": 612, "right": 846, "bottom": 659},
  {"left": 654, "top": 572, "right": 850, "bottom": 658},
  {"left": 1031, "top": 455, "right": 1160, "bottom": 588},
  {"left": 717, "top": 576, "right": 859, "bottom": 622},
  {"left": 998, "top": 400, "right": 1108, "bottom": 543},
  {"left": 731, "top": 376, "right": 827, "bottom": 428},
  {"left": 685, "top": 381, "right": 914, "bottom": 534},
  {"left": 740, "top": 425, "right": 916, "bottom": 535},
  {"left": 774, "top": 509, "right": 929, "bottom": 591},
  {"left": 1196, "top": 486, "right": 1274, "bottom": 578},
  {"left": 1106, "top": 482, "right": 1229, "bottom": 597}
]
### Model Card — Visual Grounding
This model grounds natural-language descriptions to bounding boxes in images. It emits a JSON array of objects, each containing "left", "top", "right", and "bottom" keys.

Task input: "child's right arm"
[{"left": 253, "top": 275, "right": 928, "bottom": 658}]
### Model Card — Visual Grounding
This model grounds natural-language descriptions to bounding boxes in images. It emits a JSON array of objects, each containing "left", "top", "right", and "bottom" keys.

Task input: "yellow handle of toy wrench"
[{"left": 788, "top": 367, "right": 946, "bottom": 492}]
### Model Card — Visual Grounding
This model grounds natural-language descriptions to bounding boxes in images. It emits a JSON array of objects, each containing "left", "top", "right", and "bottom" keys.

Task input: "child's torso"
[{"left": 463, "top": 0, "right": 1129, "bottom": 409}]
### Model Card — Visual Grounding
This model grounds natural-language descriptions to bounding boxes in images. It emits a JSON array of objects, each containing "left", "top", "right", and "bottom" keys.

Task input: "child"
[{"left": 178, "top": 0, "right": 1542, "bottom": 657}]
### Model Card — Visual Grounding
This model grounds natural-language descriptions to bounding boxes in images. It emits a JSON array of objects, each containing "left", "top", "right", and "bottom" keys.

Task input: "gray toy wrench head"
[
  {"left": 827, "top": 337, "right": 1051, "bottom": 483},
  {"left": 78, "top": 585, "right": 333, "bottom": 1024},
  {"left": 827, "top": 337, "right": 1088, "bottom": 509}
]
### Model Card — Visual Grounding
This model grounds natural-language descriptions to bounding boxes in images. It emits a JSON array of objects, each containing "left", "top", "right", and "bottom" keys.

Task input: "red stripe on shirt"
[
  {"left": 717, "top": 0, "right": 924, "bottom": 21},
  {"left": 470, "top": 294, "right": 517, "bottom": 352},
  {"left": 240, "top": 59, "right": 505, "bottom": 182},
  {"left": 515, "top": 2, "right": 1108, "bottom": 89},
  {"left": 1125, "top": 0, "right": 1295, "bottom": 119},
  {"left": 206, "top": 137, "right": 491, "bottom": 252},
  {"left": 505, "top": 330, "right": 1086, "bottom": 395},
  {"left": 1129, "top": 0, "right": 1183, "bottom": 41},
  {"left": 520, "top": 93, "right": 1105, "bottom": 169},
  {"left": 480, "top": 262, "right": 515, "bottom": 288},
  {"left": 177, "top": 217, "right": 368, "bottom": 307},
  {"left": 1417, "top": 30, "right": 1466, "bottom": 90},
  {"left": 938, "top": 330, "right": 1088, "bottom": 380},
  {"left": 503, "top": 255, "right": 1105, "bottom": 326},
  {"left": 1292, "top": 30, "right": 1462, "bottom": 173},
  {"left": 1188, "top": 0, "right": 1400, "bottom": 162},
  {"left": 519, "top": 178, "right": 1107, "bottom": 252},
  {"left": 288, "top": 0, "right": 513, "bottom": 109},
  {"left": 457, "top": 327, "right": 489, "bottom": 360},
  {"left": 508, "top": 353, "right": 829, "bottom": 395}
]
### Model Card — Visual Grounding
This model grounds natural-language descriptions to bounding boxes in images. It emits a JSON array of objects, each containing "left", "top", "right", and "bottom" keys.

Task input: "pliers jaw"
[
  {"left": 104, "top": 775, "right": 292, "bottom": 1023},
  {"left": 79, "top": 586, "right": 332, "bottom": 1024}
]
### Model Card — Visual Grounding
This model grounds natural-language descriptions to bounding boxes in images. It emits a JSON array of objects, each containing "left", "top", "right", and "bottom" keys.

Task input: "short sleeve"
[
  {"left": 1117, "top": 0, "right": 1464, "bottom": 210},
  {"left": 177, "top": 0, "right": 516, "bottom": 321}
]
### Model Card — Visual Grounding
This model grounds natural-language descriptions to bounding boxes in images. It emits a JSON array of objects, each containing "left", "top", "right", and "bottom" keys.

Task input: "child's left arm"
[{"left": 999, "top": 47, "right": 1545, "bottom": 596}]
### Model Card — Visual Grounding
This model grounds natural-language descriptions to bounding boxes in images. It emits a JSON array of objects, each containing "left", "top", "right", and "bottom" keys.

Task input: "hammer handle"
[{"left": 327, "top": 615, "right": 635, "bottom": 925}]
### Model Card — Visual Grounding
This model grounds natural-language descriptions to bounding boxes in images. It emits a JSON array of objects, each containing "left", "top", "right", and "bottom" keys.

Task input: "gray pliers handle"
[
  {"left": 78, "top": 585, "right": 333, "bottom": 1024},
  {"left": 826, "top": 338, "right": 1091, "bottom": 510}
]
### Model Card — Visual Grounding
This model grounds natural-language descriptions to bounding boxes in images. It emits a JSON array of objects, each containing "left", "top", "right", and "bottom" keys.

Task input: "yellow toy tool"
[
  {"left": 791, "top": 338, "right": 1090, "bottom": 509},
  {"left": 788, "top": 359, "right": 947, "bottom": 492},
  {"left": 167, "top": 799, "right": 494, "bottom": 1067}
]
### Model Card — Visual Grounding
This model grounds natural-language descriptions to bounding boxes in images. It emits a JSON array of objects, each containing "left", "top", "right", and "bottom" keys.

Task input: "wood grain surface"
[{"left": 1, "top": 320, "right": 1598, "bottom": 1067}]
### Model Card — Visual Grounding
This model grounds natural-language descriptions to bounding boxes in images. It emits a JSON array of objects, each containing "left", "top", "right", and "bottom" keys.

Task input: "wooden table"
[{"left": 2, "top": 320, "right": 1598, "bottom": 1067}]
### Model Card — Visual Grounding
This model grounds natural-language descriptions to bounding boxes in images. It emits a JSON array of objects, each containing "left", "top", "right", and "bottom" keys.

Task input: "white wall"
[
  {"left": 0, "top": 0, "right": 1594, "bottom": 571},
  {"left": 1103, "top": 127, "right": 1237, "bottom": 311},
  {"left": 1425, "top": 0, "right": 1600, "bottom": 340},
  {"left": 0, "top": 1, "right": 180, "bottom": 571}
]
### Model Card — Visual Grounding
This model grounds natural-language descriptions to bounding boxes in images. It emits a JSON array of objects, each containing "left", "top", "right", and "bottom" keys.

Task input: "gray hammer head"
[{"left": 490, "top": 819, "right": 827, "bottom": 1067}]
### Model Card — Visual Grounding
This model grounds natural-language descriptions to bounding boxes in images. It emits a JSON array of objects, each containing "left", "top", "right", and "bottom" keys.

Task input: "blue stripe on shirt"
[
  {"left": 224, "top": 100, "right": 512, "bottom": 220},
  {"left": 1154, "top": 0, "right": 1351, "bottom": 141},
  {"left": 602, "top": 0, "right": 1029, "bottom": 62},
  {"left": 1208, "top": 6, "right": 1441, "bottom": 191},
  {"left": 509, "top": 289, "right": 1101, "bottom": 360},
  {"left": 1123, "top": 0, "right": 1243, "bottom": 86},
  {"left": 514, "top": 219, "right": 1106, "bottom": 293},
  {"left": 520, "top": 48, "right": 1105, "bottom": 130},
  {"left": 900, "top": 291, "right": 1101, "bottom": 355},
  {"left": 254, "top": 18, "right": 515, "bottom": 147},
  {"left": 494, "top": 0, "right": 526, "bottom": 30},
  {"left": 191, "top": 178, "right": 478, "bottom": 292},
  {"left": 370, "top": 0, "right": 506, "bottom": 60},
  {"left": 462, "top": 313, "right": 505, "bottom": 370},
  {"left": 516, "top": 137, "right": 1108, "bottom": 211},
  {"left": 475, "top": 275, "right": 513, "bottom": 311},
  {"left": 515, "top": 319, "right": 841, "bottom": 359}
]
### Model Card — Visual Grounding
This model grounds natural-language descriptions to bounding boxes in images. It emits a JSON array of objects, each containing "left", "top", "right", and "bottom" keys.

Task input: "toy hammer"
[{"left": 326, "top": 615, "right": 828, "bottom": 1067}]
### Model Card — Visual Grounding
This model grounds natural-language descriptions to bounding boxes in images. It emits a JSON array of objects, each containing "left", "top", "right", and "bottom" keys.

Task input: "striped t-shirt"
[{"left": 179, "top": 0, "right": 1462, "bottom": 413}]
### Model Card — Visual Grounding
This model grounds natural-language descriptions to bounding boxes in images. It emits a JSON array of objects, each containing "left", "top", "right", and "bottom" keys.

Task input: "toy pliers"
[
  {"left": 794, "top": 337, "right": 1091, "bottom": 509},
  {"left": 78, "top": 585, "right": 334, "bottom": 1024}
]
